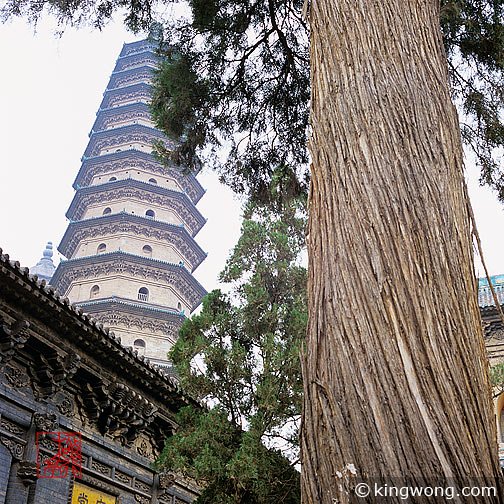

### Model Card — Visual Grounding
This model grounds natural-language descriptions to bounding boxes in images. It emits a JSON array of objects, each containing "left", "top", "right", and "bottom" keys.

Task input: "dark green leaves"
[
  {"left": 150, "top": 0, "right": 310, "bottom": 204},
  {"left": 441, "top": 0, "right": 504, "bottom": 200},
  {"left": 490, "top": 362, "right": 504, "bottom": 397},
  {"left": 156, "top": 405, "right": 300, "bottom": 504},
  {"left": 5, "top": 0, "right": 504, "bottom": 202},
  {"left": 157, "top": 194, "right": 307, "bottom": 503}
]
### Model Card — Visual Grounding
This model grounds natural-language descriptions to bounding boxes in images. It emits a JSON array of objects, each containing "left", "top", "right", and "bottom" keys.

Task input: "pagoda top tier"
[
  {"left": 106, "top": 65, "right": 154, "bottom": 90},
  {"left": 120, "top": 40, "right": 158, "bottom": 58},
  {"left": 113, "top": 51, "right": 159, "bottom": 73}
]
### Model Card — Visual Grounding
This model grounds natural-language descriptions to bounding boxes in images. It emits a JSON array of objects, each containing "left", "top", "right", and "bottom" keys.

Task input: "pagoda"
[{"left": 51, "top": 40, "right": 207, "bottom": 367}]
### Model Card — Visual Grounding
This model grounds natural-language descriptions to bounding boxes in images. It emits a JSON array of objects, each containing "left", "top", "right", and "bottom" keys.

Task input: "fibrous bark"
[{"left": 301, "top": 1, "right": 504, "bottom": 502}]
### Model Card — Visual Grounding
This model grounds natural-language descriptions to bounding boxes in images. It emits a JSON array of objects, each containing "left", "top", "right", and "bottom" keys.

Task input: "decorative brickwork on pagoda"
[{"left": 51, "top": 40, "right": 207, "bottom": 366}]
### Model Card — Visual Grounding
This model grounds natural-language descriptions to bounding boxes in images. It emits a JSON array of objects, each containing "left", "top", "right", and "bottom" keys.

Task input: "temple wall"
[{"left": 0, "top": 250, "right": 198, "bottom": 503}]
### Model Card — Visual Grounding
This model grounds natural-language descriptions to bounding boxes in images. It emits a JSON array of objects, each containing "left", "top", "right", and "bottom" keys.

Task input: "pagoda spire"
[{"left": 30, "top": 241, "right": 56, "bottom": 282}]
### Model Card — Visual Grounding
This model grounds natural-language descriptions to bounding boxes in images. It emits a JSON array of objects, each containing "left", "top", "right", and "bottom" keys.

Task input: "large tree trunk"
[{"left": 301, "top": 1, "right": 504, "bottom": 502}]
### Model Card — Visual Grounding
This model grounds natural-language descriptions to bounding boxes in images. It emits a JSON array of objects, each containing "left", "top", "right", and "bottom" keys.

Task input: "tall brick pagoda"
[{"left": 51, "top": 39, "right": 207, "bottom": 367}]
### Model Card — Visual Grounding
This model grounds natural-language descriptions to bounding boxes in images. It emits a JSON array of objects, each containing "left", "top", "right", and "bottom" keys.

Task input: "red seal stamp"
[{"left": 37, "top": 432, "right": 82, "bottom": 478}]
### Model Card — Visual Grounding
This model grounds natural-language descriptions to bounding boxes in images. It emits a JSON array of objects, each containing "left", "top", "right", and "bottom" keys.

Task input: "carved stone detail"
[
  {"left": 134, "top": 479, "right": 151, "bottom": 493},
  {"left": 78, "top": 154, "right": 202, "bottom": 203},
  {"left": 134, "top": 495, "right": 150, "bottom": 504},
  {"left": 1, "top": 417, "right": 25, "bottom": 436},
  {"left": 95, "top": 106, "right": 152, "bottom": 131},
  {"left": 38, "top": 451, "right": 51, "bottom": 468},
  {"left": 29, "top": 350, "right": 81, "bottom": 399},
  {"left": 86, "top": 127, "right": 168, "bottom": 157},
  {"left": 17, "top": 460, "right": 38, "bottom": 486},
  {"left": 62, "top": 220, "right": 203, "bottom": 270},
  {"left": 158, "top": 472, "right": 175, "bottom": 490},
  {"left": 56, "top": 394, "right": 75, "bottom": 417},
  {"left": 114, "top": 470, "right": 132, "bottom": 485},
  {"left": 0, "top": 317, "right": 30, "bottom": 364},
  {"left": 114, "top": 53, "right": 158, "bottom": 73},
  {"left": 4, "top": 365, "right": 29, "bottom": 388},
  {"left": 77, "top": 380, "right": 157, "bottom": 446},
  {"left": 102, "top": 84, "right": 152, "bottom": 109},
  {"left": 33, "top": 412, "right": 58, "bottom": 433},
  {"left": 108, "top": 68, "right": 153, "bottom": 90},
  {"left": 121, "top": 42, "right": 154, "bottom": 56},
  {"left": 37, "top": 437, "right": 59, "bottom": 452},
  {"left": 1, "top": 436, "right": 25, "bottom": 459},
  {"left": 158, "top": 495, "right": 174, "bottom": 504},
  {"left": 55, "top": 258, "right": 202, "bottom": 307},
  {"left": 91, "top": 459, "right": 111, "bottom": 476},
  {"left": 71, "top": 185, "right": 203, "bottom": 234},
  {"left": 135, "top": 437, "right": 153, "bottom": 459},
  {"left": 89, "top": 312, "right": 179, "bottom": 336}
]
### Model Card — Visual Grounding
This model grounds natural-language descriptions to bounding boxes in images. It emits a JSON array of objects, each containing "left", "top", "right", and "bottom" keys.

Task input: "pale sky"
[
  {"left": 0, "top": 17, "right": 243, "bottom": 296},
  {"left": 1, "top": 15, "right": 504, "bottom": 295}
]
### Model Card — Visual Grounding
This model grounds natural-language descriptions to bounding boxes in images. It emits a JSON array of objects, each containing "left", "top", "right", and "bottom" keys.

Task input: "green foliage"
[
  {"left": 156, "top": 192, "right": 307, "bottom": 503},
  {"left": 147, "top": 0, "right": 504, "bottom": 202},
  {"left": 4, "top": 0, "right": 504, "bottom": 201},
  {"left": 441, "top": 0, "right": 504, "bottom": 201},
  {"left": 149, "top": 0, "right": 310, "bottom": 204},
  {"left": 490, "top": 362, "right": 504, "bottom": 397},
  {"left": 156, "top": 406, "right": 300, "bottom": 503},
  {"left": 151, "top": 53, "right": 208, "bottom": 140}
]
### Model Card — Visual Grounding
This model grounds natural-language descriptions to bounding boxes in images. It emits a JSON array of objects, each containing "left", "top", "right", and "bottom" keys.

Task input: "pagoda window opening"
[
  {"left": 145, "top": 209, "right": 155, "bottom": 219},
  {"left": 103, "top": 207, "right": 112, "bottom": 215},
  {"left": 97, "top": 243, "right": 106, "bottom": 254},
  {"left": 142, "top": 245, "right": 152, "bottom": 257},
  {"left": 177, "top": 302, "right": 182, "bottom": 311},
  {"left": 90, "top": 285, "right": 100, "bottom": 298},
  {"left": 138, "top": 287, "right": 149, "bottom": 301},
  {"left": 109, "top": 176, "right": 117, "bottom": 181},
  {"left": 133, "top": 338, "right": 146, "bottom": 356},
  {"left": 149, "top": 178, "right": 157, "bottom": 184}
]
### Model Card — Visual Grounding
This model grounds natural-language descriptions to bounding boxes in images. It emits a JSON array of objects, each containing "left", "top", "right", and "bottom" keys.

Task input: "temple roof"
[
  {"left": 30, "top": 241, "right": 56, "bottom": 282},
  {"left": 100, "top": 82, "right": 152, "bottom": 110},
  {"left": 0, "top": 246, "right": 199, "bottom": 407},
  {"left": 113, "top": 51, "right": 159, "bottom": 74},
  {"left": 84, "top": 123, "right": 170, "bottom": 158},
  {"left": 120, "top": 40, "right": 158, "bottom": 58},
  {"left": 91, "top": 101, "right": 152, "bottom": 133},
  {"left": 78, "top": 296, "right": 188, "bottom": 326},
  {"left": 106, "top": 65, "right": 154, "bottom": 91}
]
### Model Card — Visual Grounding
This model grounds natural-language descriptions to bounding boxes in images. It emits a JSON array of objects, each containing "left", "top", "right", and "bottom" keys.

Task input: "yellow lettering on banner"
[{"left": 71, "top": 482, "right": 116, "bottom": 504}]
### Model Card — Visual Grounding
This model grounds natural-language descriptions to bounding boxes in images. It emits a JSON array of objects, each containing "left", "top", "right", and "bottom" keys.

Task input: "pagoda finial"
[{"left": 31, "top": 242, "right": 56, "bottom": 282}]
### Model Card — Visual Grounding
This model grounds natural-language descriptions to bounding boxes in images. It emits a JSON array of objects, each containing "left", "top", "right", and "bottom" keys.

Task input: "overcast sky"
[
  {"left": 0, "top": 17, "right": 243, "bottom": 295},
  {"left": 1, "top": 15, "right": 504, "bottom": 295}
]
